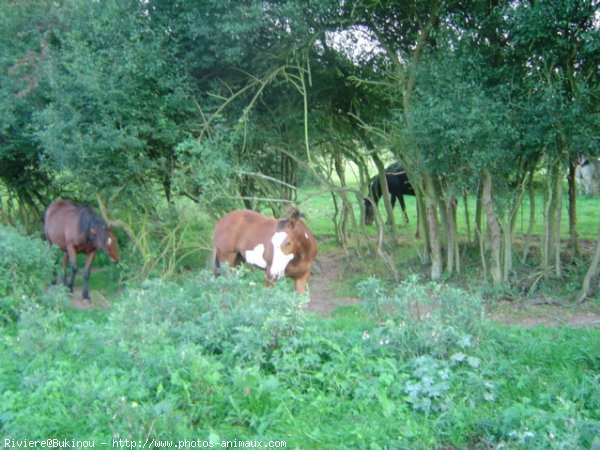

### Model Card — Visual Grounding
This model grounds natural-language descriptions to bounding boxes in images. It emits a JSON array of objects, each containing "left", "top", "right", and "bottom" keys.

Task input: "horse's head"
[
  {"left": 268, "top": 208, "right": 307, "bottom": 279},
  {"left": 90, "top": 222, "right": 120, "bottom": 263}
]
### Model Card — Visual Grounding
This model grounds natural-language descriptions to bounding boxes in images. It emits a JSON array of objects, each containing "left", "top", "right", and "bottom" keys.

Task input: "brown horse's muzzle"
[{"left": 105, "top": 236, "right": 120, "bottom": 263}]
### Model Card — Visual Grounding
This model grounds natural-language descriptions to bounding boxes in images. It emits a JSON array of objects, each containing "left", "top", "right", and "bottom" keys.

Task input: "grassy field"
[
  {"left": 296, "top": 184, "right": 600, "bottom": 243},
  {"left": 1, "top": 180, "right": 599, "bottom": 449},
  {"left": 1, "top": 272, "right": 599, "bottom": 449}
]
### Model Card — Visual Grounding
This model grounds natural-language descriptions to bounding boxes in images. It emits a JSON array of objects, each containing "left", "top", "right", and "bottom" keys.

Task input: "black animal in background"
[{"left": 364, "top": 162, "right": 415, "bottom": 225}]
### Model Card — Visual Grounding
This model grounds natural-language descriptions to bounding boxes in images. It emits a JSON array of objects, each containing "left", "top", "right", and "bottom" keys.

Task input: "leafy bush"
[
  {"left": 1, "top": 268, "right": 307, "bottom": 439},
  {"left": 358, "top": 274, "right": 485, "bottom": 359},
  {"left": 2, "top": 270, "right": 599, "bottom": 449},
  {"left": 0, "top": 226, "right": 54, "bottom": 324},
  {"left": 354, "top": 276, "right": 494, "bottom": 418},
  {"left": 174, "top": 137, "right": 239, "bottom": 213},
  {"left": 111, "top": 267, "right": 307, "bottom": 366}
]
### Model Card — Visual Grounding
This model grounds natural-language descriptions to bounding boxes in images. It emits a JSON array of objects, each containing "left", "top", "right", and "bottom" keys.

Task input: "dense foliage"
[
  {"left": 1, "top": 0, "right": 598, "bottom": 286},
  {"left": 1, "top": 271, "right": 599, "bottom": 447},
  {"left": 0, "top": 1, "right": 599, "bottom": 446},
  {"left": 0, "top": 226, "right": 54, "bottom": 323}
]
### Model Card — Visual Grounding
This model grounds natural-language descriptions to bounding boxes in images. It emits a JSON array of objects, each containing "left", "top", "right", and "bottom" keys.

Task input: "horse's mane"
[
  {"left": 286, "top": 207, "right": 302, "bottom": 222},
  {"left": 386, "top": 161, "right": 405, "bottom": 174},
  {"left": 77, "top": 204, "right": 107, "bottom": 242},
  {"left": 276, "top": 206, "right": 304, "bottom": 231}
]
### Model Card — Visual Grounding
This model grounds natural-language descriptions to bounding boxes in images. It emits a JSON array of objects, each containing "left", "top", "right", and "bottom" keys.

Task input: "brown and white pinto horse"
[
  {"left": 212, "top": 208, "right": 317, "bottom": 293},
  {"left": 44, "top": 199, "right": 120, "bottom": 300}
]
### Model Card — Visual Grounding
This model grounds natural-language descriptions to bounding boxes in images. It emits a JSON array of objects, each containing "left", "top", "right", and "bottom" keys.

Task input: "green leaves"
[
  {"left": 1, "top": 266, "right": 599, "bottom": 447},
  {"left": 0, "top": 226, "right": 54, "bottom": 324}
]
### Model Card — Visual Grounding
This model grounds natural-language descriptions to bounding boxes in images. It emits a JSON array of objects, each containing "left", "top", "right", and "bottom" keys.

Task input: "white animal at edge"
[{"left": 575, "top": 157, "right": 599, "bottom": 196}]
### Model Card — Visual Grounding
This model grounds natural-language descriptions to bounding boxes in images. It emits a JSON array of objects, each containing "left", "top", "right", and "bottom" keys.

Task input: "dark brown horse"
[
  {"left": 44, "top": 199, "right": 120, "bottom": 300},
  {"left": 212, "top": 208, "right": 317, "bottom": 293},
  {"left": 365, "top": 162, "right": 415, "bottom": 225}
]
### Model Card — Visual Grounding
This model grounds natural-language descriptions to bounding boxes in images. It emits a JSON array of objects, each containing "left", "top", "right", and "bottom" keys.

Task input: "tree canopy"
[{"left": 1, "top": 0, "right": 598, "bottom": 286}]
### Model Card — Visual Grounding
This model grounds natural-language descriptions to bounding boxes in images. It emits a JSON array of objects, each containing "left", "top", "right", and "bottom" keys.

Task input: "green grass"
[
  {"left": 297, "top": 178, "right": 600, "bottom": 305},
  {"left": 299, "top": 181, "right": 600, "bottom": 243},
  {"left": 1, "top": 175, "right": 599, "bottom": 448},
  {"left": 1, "top": 274, "right": 599, "bottom": 448}
]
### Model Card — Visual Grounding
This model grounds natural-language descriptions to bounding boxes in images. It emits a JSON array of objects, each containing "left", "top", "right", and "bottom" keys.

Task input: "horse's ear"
[{"left": 287, "top": 207, "right": 302, "bottom": 228}]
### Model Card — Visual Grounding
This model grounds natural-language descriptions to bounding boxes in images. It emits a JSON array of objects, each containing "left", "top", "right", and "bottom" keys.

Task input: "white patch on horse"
[
  {"left": 304, "top": 232, "right": 309, "bottom": 239},
  {"left": 270, "top": 231, "right": 294, "bottom": 279},
  {"left": 245, "top": 243, "right": 267, "bottom": 269}
]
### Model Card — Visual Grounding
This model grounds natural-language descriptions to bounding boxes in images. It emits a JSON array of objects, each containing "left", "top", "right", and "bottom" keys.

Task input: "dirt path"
[
  {"left": 305, "top": 251, "right": 361, "bottom": 316},
  {"left": 62, "top": 252, "right": 600, "bottom": 327},
  {"left": 69, "top": 286, "right": 110, "bottom": 310},
  {"left": 491, "top": 302, "right": 600, "bottom": 328},
  {"left": 306, "top": 251, "right": 600, "bottom": 326}
]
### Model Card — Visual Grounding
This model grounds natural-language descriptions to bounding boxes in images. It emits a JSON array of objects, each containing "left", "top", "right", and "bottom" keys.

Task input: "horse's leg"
[
  {"left": 82, "top": 251, "right": 96, "bottom": 300},
  {"left": 50, "top": 251, "right": 60, "bottom": 285},
  {"left": 398, "top": 194, "right": 409, "bottom": 224},
  {"left": 387, "top": 195, "right": 397, "bottom": 224},
  {"left": 264, "top": 265, "right": 281, "bottom": 288},
  {"left": 294, "top": 272, "right": 310, "bottom": 294},
  {"left": 211, "top": 246, "right": 220, "bottom": 275},
  {"left": 264, "top": 274, "right": 275, "bottom": 288},
  {"left": 215, "top": 250, "right": 238, "bottom": 274},
  {"left": 61, "top": 253, "right": 69, "bottom": 286},
  {"left": 66, "top": 245, "right": 78, "bottom": 293}
]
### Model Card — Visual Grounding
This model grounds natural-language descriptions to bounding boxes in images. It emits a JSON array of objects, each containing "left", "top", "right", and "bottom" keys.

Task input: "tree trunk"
[
  {"left": 482, "top": 170, "right": 503, "bottom": 285},
  {"left": 503, "top": 185, "right": 525, "bottom": 277},
  {"left": 553, "top": 167, "right": 563, "bottom": 277},
  {"left": 281, "top": 154, "right": 297, "bottom": 203},
  {"left": 463, "top": 190, "right": 471, "bottom": 244},
  {"left": 541, "top": 164, "right": 563, "bottom": 277},
  {"left": 415, "top": 193, "right": 429, "bottom": 263},
  {"left": 474, "top": 182, "right": 483, "bottom": 250},
  {"left": 521, "top": 172, "right": 535, "bottom": 263},
  {"left": 568, "top": 161, "right": 579, "bottom": 257},
  {"left": 445, "top": 195, "right": 459, "bottom": 274},
  {"left": 351, "top": 154, "right": 371, "bottom": 231},
  {"left": 576, "top": 222, "right": 600, "bottom": 303},
  {"left": 333, "top": 150, "right": 354, "bottom": 251},
  {"left": 330, "top": 192, "right": 346, "bottom": 249},
  {"left": 423, "top": 173, "right": 443, "bottom": 280},
  {"left": 371, "top": 153, "right": 396, "bottom": 233},
  {"left": 541, "top": 169, "right": 554, "bottom": 272}
]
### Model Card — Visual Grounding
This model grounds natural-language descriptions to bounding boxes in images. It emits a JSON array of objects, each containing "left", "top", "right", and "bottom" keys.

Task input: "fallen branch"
[{"left": 96, "top": 193, "right": 144, "bottom": 255}]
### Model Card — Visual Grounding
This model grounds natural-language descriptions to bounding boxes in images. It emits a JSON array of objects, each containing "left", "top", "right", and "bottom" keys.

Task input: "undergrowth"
[
  {"left": 0, "top": 226, "right": 54, "bottom": 324},
  {"left": 1, "top": 267, "right": 599, "bottom": 449}
]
